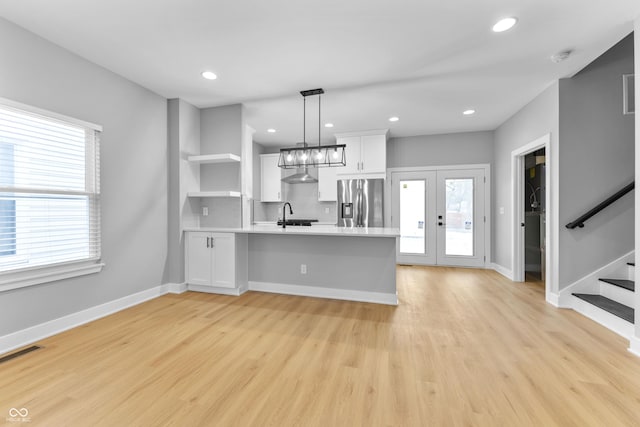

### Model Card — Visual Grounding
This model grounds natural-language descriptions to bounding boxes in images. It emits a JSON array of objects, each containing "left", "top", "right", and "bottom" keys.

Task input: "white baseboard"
[
  {"left": 491, "top": 263, "right": 513, "bottom": 280},
  {"left": 163, "top": 282, "right": 187, "bottom": 294},
  {"left": 629, "top": 335, "right": 640, "bottom": 358},
  {"left": 248, "top": 281, "right": 398, "bottom": 305},
  {"left": 546, "top": 291, "right": 560, "bottom": 307},
  {"left": 558, "top": 250, "right": 634, "bottom": 307},
  {"left": 0, "top": 282, "right": 183, "bottom": 356},
  {"left": 188, "top": 284, "right": 248, "bottom": 296}
]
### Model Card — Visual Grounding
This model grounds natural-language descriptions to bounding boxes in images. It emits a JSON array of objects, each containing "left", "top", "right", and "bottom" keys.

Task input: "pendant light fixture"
[{"left": 278, "top": 88, "right": 346, "bottom": 170}]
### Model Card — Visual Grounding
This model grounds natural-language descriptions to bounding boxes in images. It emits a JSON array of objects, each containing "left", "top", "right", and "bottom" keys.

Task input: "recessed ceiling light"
[
  {"left": 492, "top": 17, "right": 518, "bottom": 33},
  {"left": 324, "top": 123, "right": 334, "bottom": 128},
  {"left": 389, "top": 116, "right": 399, "bottom": 122},
  {"left": 267, "top": 128, "right": 276, "bottom": 133},
  {"left": 201, "top": 71, "right": 217, "bottom": 80},
  {"left": 463, "top": 109, "right": 476, "bottom": 116}
]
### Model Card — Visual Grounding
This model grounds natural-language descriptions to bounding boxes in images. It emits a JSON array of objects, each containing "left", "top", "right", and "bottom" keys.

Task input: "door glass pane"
[
  {"left": 399, "top": 180, "right": 425, "bottom": 254},
  {"left": 445, "top": 178, "right": 473, "bottom": 256}
]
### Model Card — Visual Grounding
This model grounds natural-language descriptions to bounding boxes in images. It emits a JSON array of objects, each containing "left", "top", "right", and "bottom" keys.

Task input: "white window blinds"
[{"left": 0, "top": 100, "right": 101, "bottom": 275}]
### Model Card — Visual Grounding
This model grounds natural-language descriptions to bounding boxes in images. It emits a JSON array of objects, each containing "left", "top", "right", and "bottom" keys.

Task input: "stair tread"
[
  {"left": 572, "top": 293, "right": 634, "bottom": 323},
  {"left": 598, "top": 278, "right": 635, "bottom": 292}
]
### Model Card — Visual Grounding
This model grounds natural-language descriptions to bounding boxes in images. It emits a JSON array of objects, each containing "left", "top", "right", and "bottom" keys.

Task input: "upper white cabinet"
[
  {"left": 336, "top": 130, "right": 387, "bottom": 178},
  {"left": 317, "top": 167, "right": 339, "bottom": 201},
  {"left": 260, "top": 153, "right": 282, "bottom": 202}
]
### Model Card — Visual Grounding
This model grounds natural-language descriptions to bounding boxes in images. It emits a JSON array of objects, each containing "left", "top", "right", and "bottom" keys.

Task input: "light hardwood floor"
[{"left": 2, "top": 266, "right": 640, "bottom": 426}]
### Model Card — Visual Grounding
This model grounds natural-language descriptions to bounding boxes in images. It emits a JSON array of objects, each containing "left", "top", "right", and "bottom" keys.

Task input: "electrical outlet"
[
  {"left": 300, "top": 264, "right": 307, "bottom": 274},
  {"left": 324, "top": 207, "right": 330, "bottom": 214},
  {"left": 202, "top": 207, "right": 209, "bottom": 216}
]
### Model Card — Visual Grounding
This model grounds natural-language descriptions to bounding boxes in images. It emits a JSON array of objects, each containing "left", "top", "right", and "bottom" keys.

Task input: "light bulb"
[
  {"left": 286, "top": 153, "right": 293, "bottom": 162},
  {"left": 332, "top": 149, "right": 339, "bottom": 159},
  {"left": 315, "top": 151, "right": 323, "bottom": 160},
  {"left": 301, "top": 152, "right": 308, "bottom": 161}
]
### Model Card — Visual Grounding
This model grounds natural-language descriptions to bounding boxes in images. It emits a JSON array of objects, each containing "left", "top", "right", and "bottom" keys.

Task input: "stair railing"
[{"left": 565, "top": 181, "right": 634, "bottom": 229}]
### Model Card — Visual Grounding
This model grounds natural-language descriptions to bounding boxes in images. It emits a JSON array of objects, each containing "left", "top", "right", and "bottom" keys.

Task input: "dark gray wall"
[
  {"left": 0, "top": 18, "right": 168, "bottom": 336},
  {"left": 558, "top": 33, "right": 635, "bottom": 288},
  {"left": 387, "top": 131, "right": 493, "bottom": 168}
]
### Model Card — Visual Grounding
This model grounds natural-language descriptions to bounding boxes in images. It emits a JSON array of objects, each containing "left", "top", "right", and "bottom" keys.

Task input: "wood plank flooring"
[{"left": 2, "top": 266, "right": 640, "bottom": 426}]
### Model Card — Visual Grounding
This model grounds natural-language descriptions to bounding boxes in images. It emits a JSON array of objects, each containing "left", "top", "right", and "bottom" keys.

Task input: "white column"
[{"left": 631, "top": 16, "right": 640, "bottom": 357}]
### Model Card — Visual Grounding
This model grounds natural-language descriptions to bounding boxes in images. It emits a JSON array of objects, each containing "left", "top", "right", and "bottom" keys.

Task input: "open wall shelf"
[
  {"left": 187, "top": 191, "right": 242, "bottom": 198},
  {"left": 187, "top": 153, "right": 241, "bottom": 164}
]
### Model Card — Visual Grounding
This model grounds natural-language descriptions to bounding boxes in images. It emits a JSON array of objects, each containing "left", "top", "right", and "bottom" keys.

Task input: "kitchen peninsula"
[{"left": 184, "top": 225, "right": 399, "bottom": 305}]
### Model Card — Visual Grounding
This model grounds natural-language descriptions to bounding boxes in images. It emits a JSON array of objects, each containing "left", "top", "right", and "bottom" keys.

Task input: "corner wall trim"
[
  {"left": 248, "top": 281, "right": 398, "bottom": 305},
  {"left": 629, "top": 336, "right": 640, "bottom": 358},
  {"left": 0, "top": 283, "right": 183, "bottom": 356},
  {"left": 491, "top": 263, "right": 513, "bottom": 280}
]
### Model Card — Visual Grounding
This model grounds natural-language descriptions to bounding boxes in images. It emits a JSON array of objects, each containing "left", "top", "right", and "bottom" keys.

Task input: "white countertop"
[{"left": 184, "top": 224, "right": 399, "bottom": 238}]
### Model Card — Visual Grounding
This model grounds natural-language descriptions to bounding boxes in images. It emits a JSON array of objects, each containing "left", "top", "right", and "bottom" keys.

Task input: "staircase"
[{"left": 571, "top": 262, "right": 635, "bottom": 338}]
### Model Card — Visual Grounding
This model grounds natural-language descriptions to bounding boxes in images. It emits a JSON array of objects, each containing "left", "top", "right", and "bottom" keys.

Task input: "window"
[{"left": 0, "top": 98, "right": 102, "bottom": 290}]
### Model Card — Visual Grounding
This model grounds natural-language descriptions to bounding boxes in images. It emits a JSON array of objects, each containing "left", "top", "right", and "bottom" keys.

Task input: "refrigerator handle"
[{"left": 358, "top": 188, "right": 363, "bottom": 226}]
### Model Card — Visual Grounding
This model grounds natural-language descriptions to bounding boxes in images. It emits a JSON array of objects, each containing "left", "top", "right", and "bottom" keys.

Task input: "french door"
[{"left": 391, "top": 168, "right": 486, "bottom": 267}]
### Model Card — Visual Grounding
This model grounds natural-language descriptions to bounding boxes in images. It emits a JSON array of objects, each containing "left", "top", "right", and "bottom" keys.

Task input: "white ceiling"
[{"left": 1, "top": 0, "right": 638, "bottom": 146}]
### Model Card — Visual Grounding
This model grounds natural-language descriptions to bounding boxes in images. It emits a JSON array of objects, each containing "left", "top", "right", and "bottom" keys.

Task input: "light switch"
[
  {"left": 499, "top": 207, "right": 504, "bottom": 215},
  {"left": 202, "top": 207, "right": 209, "bottom": 216},
  {"left": 324, "top": 207, "right": 330, "bottom": 214}
]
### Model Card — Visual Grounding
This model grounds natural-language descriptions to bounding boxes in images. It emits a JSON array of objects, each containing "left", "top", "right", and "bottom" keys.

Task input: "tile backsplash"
[{"left": 253, "top": 182, "right": 337, "bottom": 222}]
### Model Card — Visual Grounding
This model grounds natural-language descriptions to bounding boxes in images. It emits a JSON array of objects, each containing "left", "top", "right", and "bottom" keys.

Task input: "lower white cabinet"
[{"left": 185, "top": 231, "right": 248, "bottom": 293}]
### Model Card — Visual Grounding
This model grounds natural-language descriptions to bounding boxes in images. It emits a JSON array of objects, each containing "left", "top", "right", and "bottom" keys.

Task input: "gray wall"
[
  {"left": 558, "top": 33, "right": 635, "bottom": 288},
  {"left": 248, "top": 234, "right": 396, "bottom": 294},
  {"left": 387, "top": 131, "right": 494, "bottom": 168},
  {"left": 0, "top": 18, "right": 168, "bottom": 335},
  {"left": 493, "top": 83, "right": 560, "bottom": 276},
  {"left": 199, "top": 104, "right": 244, "bottom": 228},
  {"left": 167, "top": 99, "right": 201, "bottom": 284}
]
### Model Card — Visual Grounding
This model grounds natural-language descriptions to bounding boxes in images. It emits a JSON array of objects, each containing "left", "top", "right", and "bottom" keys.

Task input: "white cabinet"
[
  {"left": 318, "top": 167, "right": 339, "bottom": 201},
  {"left": 185, "top": 232, "right": 248, "bottom": 292},
  {"left": 336, "top": 131, "right": 387, "bottom": 178},
  {"left": 260, "top": 153, "right": 283, "bottom": 202}
]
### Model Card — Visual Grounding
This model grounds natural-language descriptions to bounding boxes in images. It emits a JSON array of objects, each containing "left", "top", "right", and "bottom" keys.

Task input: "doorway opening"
[{"left": 523, "top": 148, "right": 546, "bottom": 288}]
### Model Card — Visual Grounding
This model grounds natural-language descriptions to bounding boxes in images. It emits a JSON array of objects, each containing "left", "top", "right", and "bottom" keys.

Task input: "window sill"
[{"left": 0, "top": 260, "right": 104, "bottom": 292}]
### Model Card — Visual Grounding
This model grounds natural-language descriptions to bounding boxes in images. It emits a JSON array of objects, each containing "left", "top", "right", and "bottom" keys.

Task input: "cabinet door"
[
  {"left": 260, "top": 154, "right": 282, "bottom": 202},
  {"left": 211, "top": 233, "right": 236, "bottom": 288},
  {"left": 318, "top": 167, "right": 338, "bottom": 201},
  {"left": 185, "top": 232, "right": 212, "bottom": 286},
  {"left": 361, "top": 134, "right": 386, "bottom": 174},
  {"left": 337, "top": 137, "right": 362, "bottom": 175}
]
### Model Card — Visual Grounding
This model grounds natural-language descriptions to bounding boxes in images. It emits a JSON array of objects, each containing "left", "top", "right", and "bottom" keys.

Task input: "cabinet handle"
[
  {"left": 278, "top": 191, "right": 280, "bottom": 200},
  {"left": 206, "top": 237, "right": 210, "bottom": 248},
  {"left": 318, "top": 191, "right": 321, "bottom": 198},
  {"left": 210, "top": 238, "right": 215, "bottom": 247}
]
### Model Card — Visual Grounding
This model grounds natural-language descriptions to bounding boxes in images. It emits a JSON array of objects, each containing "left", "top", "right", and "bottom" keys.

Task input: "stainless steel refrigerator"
[{"left": 337, "top": 178, "right": 384, "bottom": 227}]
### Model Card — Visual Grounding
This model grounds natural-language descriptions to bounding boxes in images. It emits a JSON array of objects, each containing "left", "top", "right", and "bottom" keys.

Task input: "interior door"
[
  {"left": 391, "top": 171, "right": 436, "bottom": 264},
  {"left": 435, "top": 169, "right": 485, "bottom": 267}
]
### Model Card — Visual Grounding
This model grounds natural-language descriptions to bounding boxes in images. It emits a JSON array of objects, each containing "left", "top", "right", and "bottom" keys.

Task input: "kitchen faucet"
[{"left": 282, "top": 202, "right": 293, "bottom": 228}]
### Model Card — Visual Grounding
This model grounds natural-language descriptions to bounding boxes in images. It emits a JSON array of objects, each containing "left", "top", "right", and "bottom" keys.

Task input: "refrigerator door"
[
  {"left": 361, "top": 178, "right": 384, "bottom": 227},
  {"left": 337, "top": 179, "right": 358, "bottom": 227},
  {"left": 338, "top": 178, "right": 384, "bottom": 227}
]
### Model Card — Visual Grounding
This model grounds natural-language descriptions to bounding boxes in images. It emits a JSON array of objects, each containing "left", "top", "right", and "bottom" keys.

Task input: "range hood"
[
  {"left": 281, "top": 143, "right": 318, "bottom": 184},
  {"left": 281, "top": 166, "right": 318, "bottom": 184}
]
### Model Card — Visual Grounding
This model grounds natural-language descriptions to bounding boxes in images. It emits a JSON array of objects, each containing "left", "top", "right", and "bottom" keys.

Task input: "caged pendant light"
[{"left": 278, "top": 88, "right": 346, "bottom": 172}]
